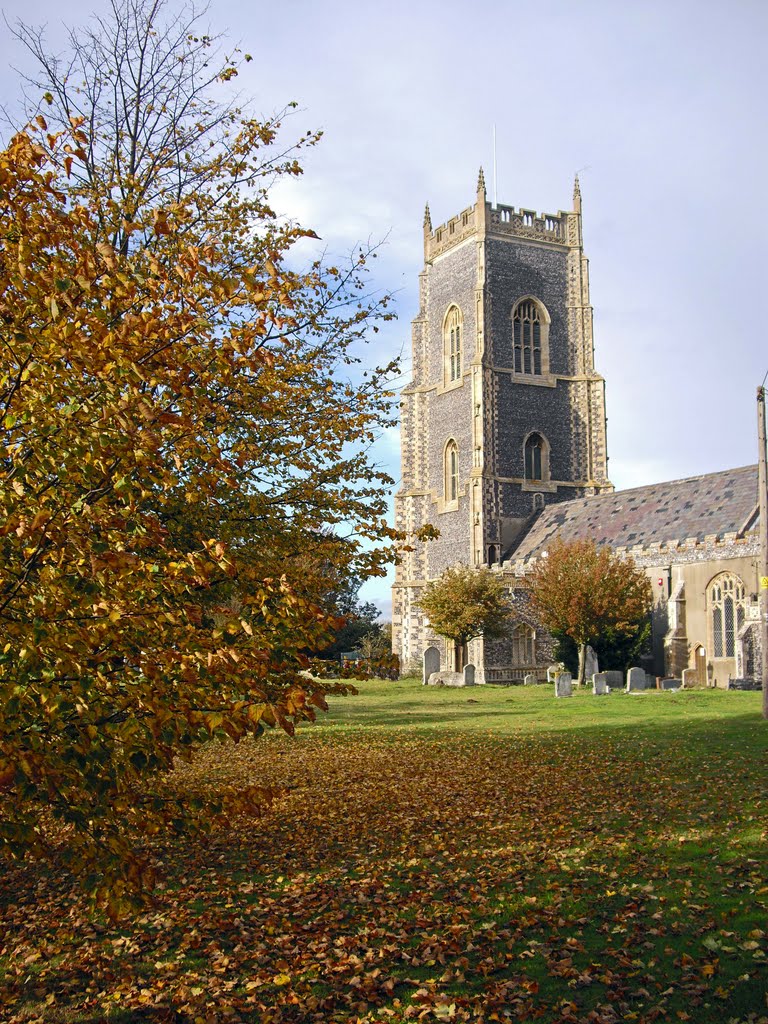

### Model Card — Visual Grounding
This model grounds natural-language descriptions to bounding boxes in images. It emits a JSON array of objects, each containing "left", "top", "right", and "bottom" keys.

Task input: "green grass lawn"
[
  {"left": 313, "top": 675, "right": 764, "bottom": 738},
  {"left": 0, "top": 679, "right": 766, "bottom": 1023}
]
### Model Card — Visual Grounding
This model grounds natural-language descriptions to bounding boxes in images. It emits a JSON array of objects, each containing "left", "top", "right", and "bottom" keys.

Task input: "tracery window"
[
  {"left": 511, "top": 623, "right": 535, "bottom": 665},
  {"left": 513, "top": 299, "right": 544, "bottom": 375},
  {"left": 524, "top": 432, "right": 549, "bottom": 482},
  {"left": 444, "top": 306, "right": 463, "bottom": 384},
  {"left": 444, "top": 439, "right": 459, "bottom": 504},
  {"left": 709, "top": 573, "right": 746, "bottom": 658}
]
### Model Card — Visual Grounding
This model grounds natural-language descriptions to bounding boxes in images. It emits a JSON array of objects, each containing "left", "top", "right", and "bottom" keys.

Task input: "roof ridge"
[
  {"left": 535, "top": 464, "right": 759, "bottom": 511},
  {"left": 612, "top": 463, "right": 758, "bottom": 497},
  {"left": 508, "top": 463, "right": 760, "bottom": 562}
]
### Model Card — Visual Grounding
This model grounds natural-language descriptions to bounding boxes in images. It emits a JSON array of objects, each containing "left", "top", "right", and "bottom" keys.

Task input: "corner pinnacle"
[
  {"left": 477, "top": 166, "right": 486, "bottom": 194},
  {"left": 423, "top": 202, "right": 432, "bottom": 231}
]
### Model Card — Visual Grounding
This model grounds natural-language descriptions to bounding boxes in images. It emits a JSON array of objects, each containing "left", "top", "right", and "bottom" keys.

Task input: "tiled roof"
[{"left": 510, "top": 464, "right": 759, "bottom": 562}]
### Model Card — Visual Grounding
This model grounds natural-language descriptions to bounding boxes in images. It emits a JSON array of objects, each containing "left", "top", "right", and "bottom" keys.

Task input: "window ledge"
[
  {"left": 437, "top": 377, "right": 464, "bottom": 396},
  {"left": 509, "top": 372, "right": 557, "bottom": 388},
  {"left": 521, "top": 480, "right": 556, "bottom": 493}
]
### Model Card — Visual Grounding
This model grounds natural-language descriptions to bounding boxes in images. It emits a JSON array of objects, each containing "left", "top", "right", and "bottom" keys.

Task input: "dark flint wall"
[{"left": 484, "top": 236, "right": 587, "bottom": 525}]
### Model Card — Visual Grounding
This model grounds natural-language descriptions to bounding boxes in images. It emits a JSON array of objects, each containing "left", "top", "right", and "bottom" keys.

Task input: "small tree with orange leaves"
[
  {"left": 527, "top": 539, "right": 652, "bottom": 686},
  {"left": 418, "top": 566, "right": 511, "bottom": 671}
]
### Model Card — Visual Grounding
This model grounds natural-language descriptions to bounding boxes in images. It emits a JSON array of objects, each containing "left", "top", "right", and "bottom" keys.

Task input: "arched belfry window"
[
  {"left": 512, "top": 298, "right": 550, "bottom": 376},
  {"left": 444, "top": 439, "right": 459, "bottom": 504},
  {"left": 524, "top": 432, "right": 549, "bottom": 483},
  {"left": 709, "top": 573, "right": 746, "bottom": 658},
  {"left": 443, "top": 306, "right": 463, "bottom": 384}
]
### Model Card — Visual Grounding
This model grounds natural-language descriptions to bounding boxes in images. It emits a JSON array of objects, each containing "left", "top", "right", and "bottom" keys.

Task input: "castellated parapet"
[
  {"left": 393, "top": 172, "right": 611, "bottom": 675},
  {"left": 425, "top": 200, "right": 570, "bottom": 264}
]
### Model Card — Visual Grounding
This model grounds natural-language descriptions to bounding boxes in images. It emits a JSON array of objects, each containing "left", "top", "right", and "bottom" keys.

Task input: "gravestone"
[
  {"left": 592, "top": 672, "right": 609, "bottom": 695},
  {"left": 555, "top": 672, "right": 572, "bottom": 698},
  {"left": 463, "top": 663, "right": 476, "bottom": 686},
  {"left": 661, "top": 678, "right": 681, "bottom": 690},
  {"left": 626, "top": 667, "right": 646, "bottom": 692},
  {"left": 604, "top": 670, "right": 623, "bottom": 689},
  {"left": 584, "top": 645, "right": 599, "bottom": 682},
  {"left": 427, "top": 670, "right": 465, "bottom": 687},
  {"left": 547, "top": 662, "right": 565, "bottom": 683},
  {"left": 681, "top": 668, "right": 698, "bottom": 688},
  {"left": 423, "top": 646, "right": 440, "bottom": 686},
  {"left": 524, "top": 673, "right": 537, "bottom": 686},
  {"left": 727, "top": 677, "right": 761, "bottom": 691}
]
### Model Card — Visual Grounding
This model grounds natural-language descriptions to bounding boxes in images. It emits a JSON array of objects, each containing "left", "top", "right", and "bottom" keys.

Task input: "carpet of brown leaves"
[{"left": 0, "top": 724, "right": 766, "bottom": 1023}]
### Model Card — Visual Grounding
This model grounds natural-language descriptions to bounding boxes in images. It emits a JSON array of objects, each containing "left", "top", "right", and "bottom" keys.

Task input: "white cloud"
[{"left": 4, "top": 0, "right": 766, "bottom": 589}]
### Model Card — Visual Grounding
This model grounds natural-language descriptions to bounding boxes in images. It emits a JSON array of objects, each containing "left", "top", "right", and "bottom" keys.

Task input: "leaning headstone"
[
  {"left": 626, "top": 667, "right": 646, "bottom": 692},
  {"left": 463, "top": 663, "right": 476, "bottom": 686},
  {"left": 423, "top": 646, "right": 440, "bottom": 686},
  {"left": 584, "top": 645, "right": 599, "bottom": 682},
  {"left": 681, "top": 668, "right": 698, "bottom": 689},
  {"left": 427, "top": 670, "right": 464, "bottom": 687},
  {"left": 661, "top": 678, "right": 681, "bottom": 690},
  {"left": 524, "top": 673, "right": 537, "bottom": 686},
  {"left": 555, "top": 671, "right": 573, "bottom": 698},
  {"left": 592, "top": 672, "right": 609, "bottom": 695},
  {"left": 605, "top": 670, "right": 623, "bottom": 689},
  {"left": 547, "top": 662, "right": 565, "bottom": 683}
]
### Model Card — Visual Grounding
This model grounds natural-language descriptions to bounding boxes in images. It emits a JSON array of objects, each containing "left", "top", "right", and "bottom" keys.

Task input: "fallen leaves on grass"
[{"left": 0, "top": 725, "right": 766, "bottom": 1023}]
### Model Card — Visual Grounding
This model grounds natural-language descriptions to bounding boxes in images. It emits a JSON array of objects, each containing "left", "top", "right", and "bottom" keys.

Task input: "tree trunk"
[
  {"left": 577, "top": 643, "right": 587, "bottom": 687},
  {"left": 454, "top": 642, "right": 467, "bottom": 672}
]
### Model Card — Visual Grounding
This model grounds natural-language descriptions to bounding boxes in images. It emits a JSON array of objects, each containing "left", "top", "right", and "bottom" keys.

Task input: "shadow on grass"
[
  {"left": 2, "top": 699, "right": 766, "bottom": 1024},
  {"left": 315, "top": 687, "right": 766, "bottom": 744}
]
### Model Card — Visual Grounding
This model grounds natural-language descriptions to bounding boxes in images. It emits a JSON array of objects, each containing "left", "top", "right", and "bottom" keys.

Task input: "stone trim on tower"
[{"left": 393, "top": 171, "right": 612, "bottom": 673}]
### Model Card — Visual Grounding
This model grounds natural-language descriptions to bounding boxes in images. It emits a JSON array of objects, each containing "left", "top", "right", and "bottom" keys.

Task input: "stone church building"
[{"left": 392, "top": 174, "right": 762, "bottom": 687}]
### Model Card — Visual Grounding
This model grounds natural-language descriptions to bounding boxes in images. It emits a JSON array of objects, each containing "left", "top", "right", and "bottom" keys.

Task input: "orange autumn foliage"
[
  {"left": 527, "top": 539, "right": 652, "bottom": 684},
  {"left": 0, "top": 120, "right": 402, "bottom": 914}
]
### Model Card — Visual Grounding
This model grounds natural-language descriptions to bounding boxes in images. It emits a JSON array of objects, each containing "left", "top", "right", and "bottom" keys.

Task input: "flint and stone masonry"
[{"left": 392, "top": 174, "right": 611, "bottom": 678}]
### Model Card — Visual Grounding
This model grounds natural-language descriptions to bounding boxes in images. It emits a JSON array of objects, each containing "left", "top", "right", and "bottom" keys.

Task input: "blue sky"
[{"left": 2, "top": 0, "right": 767, "bottom": 618}]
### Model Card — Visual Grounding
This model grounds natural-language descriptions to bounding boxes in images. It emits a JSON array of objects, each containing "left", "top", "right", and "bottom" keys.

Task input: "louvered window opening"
[
  {"left": 450, "top": 323, "right": 461, "bottom": 381},
  {"left": 525, "top": 435, "right": 543, "bottom": 481},
  {"left": 446, "top": 308, "right": 462, "bottom": 382},
  {"left": 513, "top": 301, "right": 542, "bottom": 375}
]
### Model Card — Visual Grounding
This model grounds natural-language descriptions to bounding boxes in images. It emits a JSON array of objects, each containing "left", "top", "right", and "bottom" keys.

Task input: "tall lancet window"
[
  {"left": 512, "top": 298, "right": 550, "bottom": 376},
  {"left": 709, "top": 573, "right": 746, "bottom": 659},
  {"left": 511, "top": 623, "right": 536, "bottom": 665},
  {"left": 524, "top": 433, "right": 549, "bottom": 483},
  {"left": 444, "top": 440, "right": 459, "bottom": 504},
  {"left": 444, "top": 306, "right": 463, "bottom": 384}
]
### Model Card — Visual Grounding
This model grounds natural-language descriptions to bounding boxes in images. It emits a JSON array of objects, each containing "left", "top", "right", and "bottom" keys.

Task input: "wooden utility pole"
[{"left": 758, "top": 385, "right": 768, "bottom": 719}]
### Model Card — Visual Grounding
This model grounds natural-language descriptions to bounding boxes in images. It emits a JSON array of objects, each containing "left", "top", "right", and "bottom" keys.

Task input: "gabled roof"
[{"left": 510, "top": 464, "right": 759, "bottom": 563}]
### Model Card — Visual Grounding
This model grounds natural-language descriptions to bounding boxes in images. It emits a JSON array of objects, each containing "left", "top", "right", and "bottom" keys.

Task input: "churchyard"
[{"left": 0, "top": 679, "right": 766, "bottom": 1023}]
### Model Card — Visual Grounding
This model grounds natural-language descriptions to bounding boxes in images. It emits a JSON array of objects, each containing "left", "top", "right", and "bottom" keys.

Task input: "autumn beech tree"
[
  {"left": 0, "top": 106, "right": 412, "bottom": 914},
  {"left": 6, "top": 0, "right": 398, "bottom": 594},
  {"left": 10, "top": 0, "right": 309, "bottom": 259},
  {"left": 418, "top": 566, "right": 510, "bottom": 671},
  {"left": 527, "top": 539, "right": 652, "bottom": 686}
]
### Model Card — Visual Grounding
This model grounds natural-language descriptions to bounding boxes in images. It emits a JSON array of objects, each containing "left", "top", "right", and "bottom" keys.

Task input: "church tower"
[{"left": 393, "top": 173, "right": 612, "bottom": 672}]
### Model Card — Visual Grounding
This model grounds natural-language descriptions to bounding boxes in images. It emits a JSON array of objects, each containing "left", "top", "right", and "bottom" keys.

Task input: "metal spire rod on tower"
[{"left": 492, "top": 124, "right": 498, "bottom": 208}]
